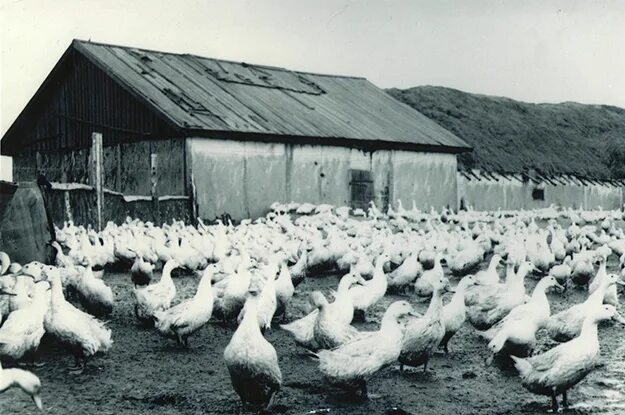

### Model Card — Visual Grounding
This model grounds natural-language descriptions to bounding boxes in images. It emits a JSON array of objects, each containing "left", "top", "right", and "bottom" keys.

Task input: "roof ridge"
[{"left": 72, "top": 38, "right": 367, "bottom": 80}]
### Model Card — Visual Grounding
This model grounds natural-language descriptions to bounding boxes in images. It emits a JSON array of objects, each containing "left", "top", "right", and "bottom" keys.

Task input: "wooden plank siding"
[{"left": 4, "top": 47, "right": 176, "bottom": 155}]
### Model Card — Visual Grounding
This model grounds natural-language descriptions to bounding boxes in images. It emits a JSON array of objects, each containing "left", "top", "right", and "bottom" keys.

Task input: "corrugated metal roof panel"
[{"left": 74, "top": 40, "right": 471, "bottom": 150}]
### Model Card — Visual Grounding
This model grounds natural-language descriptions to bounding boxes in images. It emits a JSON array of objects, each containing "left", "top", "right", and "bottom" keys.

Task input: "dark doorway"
[{"left": 350, "top": 169, "right": 374, "bottom": 210}]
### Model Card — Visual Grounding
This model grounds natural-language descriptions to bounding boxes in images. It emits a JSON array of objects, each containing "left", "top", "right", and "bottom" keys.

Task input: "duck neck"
[
  {"left": 195, "top": 274, "right": 213, "bottom": 299},
  {"left": 278, "top": 265, "right": 292, "bottom": 285},
  {"left": 511, "top": 267, "right": 528, "bottom": 291},
  {"left": 32, "top": 286, "right": 49, "bottom": 317},
  {"left": 84, "top": 265, "right": 94, "bottom": 279},
  {"left": 374, "top": 256, "right": 386, "bottom": 276},
  {"left": 240, "top": 298, "right": 261, "bottom": 334},
  {"left": 426, "top": 288, "right": 444, "bottom": 317},
  {"left": 588, "top": 282, "right": 610, "bottom": 305},
  {"left": 530, "top": 282, "right": 550, "bottom": 313},
  {"left": 337, "top": 275, "right": 353, "bottom": 298},
  {"left": 579, "top": 319, "right": 600, "bottom": 346},
  {"left": 449, "top": 284, "right": 467, "bottom": 309},
  {"left": 49, "top": 279, "right": 65, "bottom": 310},
  {"left": 380, "top": 312, "right": 402, "bottom": 338},
  {"left": 488, "top": 259, "right": 499, "bottom": 274}
]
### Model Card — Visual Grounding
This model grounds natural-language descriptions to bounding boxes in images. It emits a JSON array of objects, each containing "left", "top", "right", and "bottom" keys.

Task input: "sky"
[{"left": 1, "top": 0, "right": 624, "bottom": 145}]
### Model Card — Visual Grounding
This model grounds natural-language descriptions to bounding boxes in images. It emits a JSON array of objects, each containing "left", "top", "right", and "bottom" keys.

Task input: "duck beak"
[
  {"left": 0, "top": 288, "right": 17, "bottom": 296},
  {"left": 613, "top": 311, "right": 625, "bottom": 325},
  {"left": 408, "top": 311, "right": 422, "bottom": 318},
  {"left": 554, "top": 282, "right": 565, "bottom": 293},
  {"left": 32, "top": 393, "right": 44, "bottom": 412},
  {"left": 616, "top": 278, "right": 625, "bottom": 286}
]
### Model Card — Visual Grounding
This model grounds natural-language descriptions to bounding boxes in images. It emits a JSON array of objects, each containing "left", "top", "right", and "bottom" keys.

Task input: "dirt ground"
[{"left": 2, "top": 240, "right": 624, "bottom": 414}]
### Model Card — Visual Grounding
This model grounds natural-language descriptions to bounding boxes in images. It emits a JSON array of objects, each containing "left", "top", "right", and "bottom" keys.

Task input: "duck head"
[
  {"left": 517, "top": 261, "right": 536, "bottom": 277},
  {"left": 456, "top": 275, "right": 476, "bottom": 291},
  {"left": 22, "top": 261, "right": 46, "bottom": 281},
  {"left": 376, "top": 253, "right": 391, "bottom": 268},
  {"left": 384, "top": 300, "right": 418, "bottom": 320},
  {"left": 434, "top": 276, "right": 452, "bottom": 294},
  {"left": 538, "top": 275, "right": 565, "bottom": 293},
  {"left": 592, "top": 304, "right": 625, "bottom": 325},
  {"left": 8, "top": 263, "right": 22, "bottom": 274},
  {"left": 41, "top": 265, "right": 63, "bottom": 292},
  {"left": 487, "top": 331, "right": 508, "bottom": 355}
]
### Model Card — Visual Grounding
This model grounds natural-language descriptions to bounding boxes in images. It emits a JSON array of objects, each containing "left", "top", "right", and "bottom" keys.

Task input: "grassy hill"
[{"left": 387, "top": 86, "right": 625, "bottom": 179}]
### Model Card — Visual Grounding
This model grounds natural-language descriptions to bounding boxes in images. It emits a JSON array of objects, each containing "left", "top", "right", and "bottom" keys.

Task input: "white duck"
[
  {"left": 349, "top": 253, "right": 390, "bottom": 320},
  {"left": 547, "top": 273, "right": 625, "bottom": 341},
  {"left": 0, "top": 361, "right": 44, "bottom": 412},
  {"left": 133, "top": 259, "right": 178, "bottom": 325},
  {"left": 414, "top": 252, "right": 447, "bottom": 297},
  {"left": 275, "top": 263, "right": 294, "bottom": 320},
  {"left": 76, "top": 258, "right": 114, "bottom": 317},
  {"left": 281, "top": 272, "right": 358, "bottom": 350},
  {"left": 43, "top": 266, "right": 113, "bottom": 374},
  {"left": 512, "top": 305, "right": 624, "bottom": 412},
  {"left": 588, "top": 255, "right": 619, "bottom": 306},
  {"left": 440, "top": 275, "right": 475, "bottom": 353},
  {"left": 311, "top": 291, "right": 360, "bottom": 350},
  {"left": 400, "top": 275, "right": 449, "bottom": 371},
  {"left": 314, "top": 301, "right": 415, "bottom": 398},
  {"left": 482, "top": 276, "right": 563, "bottom": 359},
  {"left": 387, "top": 252, "right": 423, "bottom": 292},
  {"left": 154, "top": 264, "right": 216, "bottom": 347},
  {"left": 0, "top": 281, "right": 49, "bottom": 364},
  {"left": 223, "top": 289, "right": 282, "bottom": 410}
]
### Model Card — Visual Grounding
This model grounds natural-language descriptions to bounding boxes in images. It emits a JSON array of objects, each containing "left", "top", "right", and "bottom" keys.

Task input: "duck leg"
[
  {"left": 561, "top": 390, "right": 568, "bottom": 408},
  {"left": 423, "top": 358, "right": 429, "bottom": 373},
  {"left": 550, "top": 388, "right": 559, "bottom": 413},
  {"left": 67, "top": 355, "right": 81, "bottom": 372},
  {"left": 353, "top": 309, "right": 366, "bottom": 323},
  {"left": 69, "top": 356, "right": 88, "bottom": 375},
  {"left": 176, "top": 332, "right": 185, "bottom": 347},
  {"left": 265, "top": 390, "right": 278, "bottom": 411},
  {"left": 359, "top": 380, "right": 368, "bottom": 399},
  {"left": 26, "top": 347, "right": 46, "bottom": 368}
]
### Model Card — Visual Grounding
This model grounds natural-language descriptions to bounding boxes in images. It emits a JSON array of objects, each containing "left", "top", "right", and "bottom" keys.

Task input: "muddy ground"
[{"left": 2, "top": 245, "right": 624, "bottom": 414}]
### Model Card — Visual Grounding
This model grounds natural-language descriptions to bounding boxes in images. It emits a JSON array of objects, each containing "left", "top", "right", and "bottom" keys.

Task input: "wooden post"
[
  {"left": 116, "top": 144, "right": 122, "bottom": 192},
  {"left": 151, "top": 153, "right": 159, "bottom": 223},
  {"left": 91, "top": 132, "right": 103, "bottom": 231},
  {"left": 184, "top": 139, "right": 197, "bottom": 223}
]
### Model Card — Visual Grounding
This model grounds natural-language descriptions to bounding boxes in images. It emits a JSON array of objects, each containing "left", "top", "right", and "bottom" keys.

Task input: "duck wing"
[
  {"left": 280, "top": 310, "right": 318, "bottom": 348},
  {"left": 526, "top": 346, "right": 563, "bottom": 373}
]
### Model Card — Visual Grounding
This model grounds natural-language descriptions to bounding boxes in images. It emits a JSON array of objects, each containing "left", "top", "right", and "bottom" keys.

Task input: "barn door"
[{"left": 350, "top": 169, "right": 373, "bottom": 210}]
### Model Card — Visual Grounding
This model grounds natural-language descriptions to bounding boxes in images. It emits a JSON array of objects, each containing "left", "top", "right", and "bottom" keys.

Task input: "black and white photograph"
[{"left": 1, "top": 1, "right": 624, "bottom": 414}]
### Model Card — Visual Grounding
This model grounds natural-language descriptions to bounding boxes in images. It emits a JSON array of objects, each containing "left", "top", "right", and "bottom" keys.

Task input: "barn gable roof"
[{"left": 2, "top": 40, "right": 471, "bottom": 153}]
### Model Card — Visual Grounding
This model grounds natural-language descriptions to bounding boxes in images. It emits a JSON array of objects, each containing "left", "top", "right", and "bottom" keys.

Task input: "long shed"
[{"left": 1, "top": 40, "right": 470, "bottom": 224}]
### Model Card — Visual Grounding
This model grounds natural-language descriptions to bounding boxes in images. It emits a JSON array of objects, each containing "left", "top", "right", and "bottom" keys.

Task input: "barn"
[
  {"left": 0, "top": 40, "right": 470, "bottom": 226},
  {"left": 389, "top": 86, "right": 625, "bottom": 210}
]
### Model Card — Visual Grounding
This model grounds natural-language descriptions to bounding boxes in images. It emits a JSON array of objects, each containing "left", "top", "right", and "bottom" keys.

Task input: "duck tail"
[{"left": 510, "top": 355, "right": 531, "bottom": 376}]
